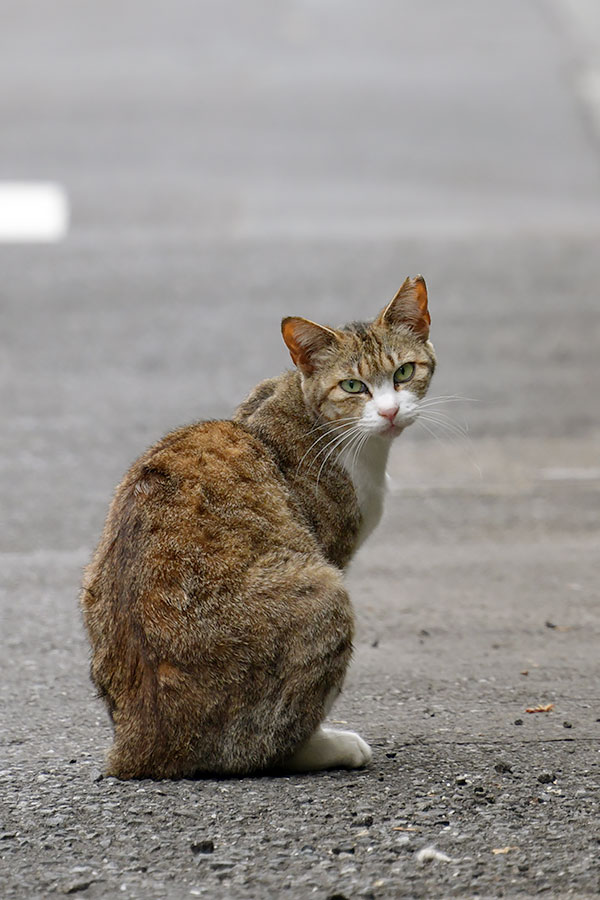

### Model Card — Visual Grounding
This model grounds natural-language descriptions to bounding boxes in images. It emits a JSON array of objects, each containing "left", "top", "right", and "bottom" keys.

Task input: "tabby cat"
[{"left": 81, "top": 275, "right": 435, "bottom": 778}]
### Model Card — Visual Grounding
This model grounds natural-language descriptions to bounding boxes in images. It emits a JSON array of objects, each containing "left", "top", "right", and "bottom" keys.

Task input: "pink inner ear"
[
  {"left": 281, "top": 316, "right": 339, "bottom": 374},
  {"left": 379, "top": 275, "right": 430, "bottom": 339},
  {"left": 281, "top": 319, "right": 305, "bottom": 369},
  {"left": 413, "top": 278, "right": 430, "bottom": 320}
]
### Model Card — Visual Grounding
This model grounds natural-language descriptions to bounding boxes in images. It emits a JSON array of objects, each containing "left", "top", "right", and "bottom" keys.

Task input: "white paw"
[
  {"left": 323, "top": 728, "right": 372, "bottom": 769},
  {"left": 283, "top": 726, "right": 372, "bottom": 772}
]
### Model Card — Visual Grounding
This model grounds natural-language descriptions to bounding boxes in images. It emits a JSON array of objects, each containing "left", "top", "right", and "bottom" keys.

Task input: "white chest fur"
[{"left": 340, "top": 436, "right": 391, "bottom": 550}]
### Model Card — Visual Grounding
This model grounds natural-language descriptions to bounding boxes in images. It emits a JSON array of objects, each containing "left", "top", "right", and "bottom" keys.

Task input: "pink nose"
[{"left": 378, "top": 405, "right": 399, "bottom": 423}]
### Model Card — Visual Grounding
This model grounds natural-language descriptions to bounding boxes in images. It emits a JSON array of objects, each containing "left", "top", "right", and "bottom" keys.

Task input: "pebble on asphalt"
[{"left": 191, "top": 840, "right": 215, "bottom": 854}]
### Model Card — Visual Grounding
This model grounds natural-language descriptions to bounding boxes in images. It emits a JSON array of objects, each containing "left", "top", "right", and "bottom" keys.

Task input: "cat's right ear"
[{"left": 281, "top": 317, "right": 340, "bottom": 375}]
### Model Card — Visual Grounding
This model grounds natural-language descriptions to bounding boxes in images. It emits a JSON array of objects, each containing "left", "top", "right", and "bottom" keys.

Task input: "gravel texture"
[{"left": 2, "top": 234, "right": 600, "bottom": 899}]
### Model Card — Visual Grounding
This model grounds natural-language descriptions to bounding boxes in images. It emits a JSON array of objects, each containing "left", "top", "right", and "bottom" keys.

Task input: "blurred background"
[
  {"left": 2, "top": 0, "right": 599, "bottom": 552},
  {"left": 2, "top": 5, "right": 600, "bottom": 894}
]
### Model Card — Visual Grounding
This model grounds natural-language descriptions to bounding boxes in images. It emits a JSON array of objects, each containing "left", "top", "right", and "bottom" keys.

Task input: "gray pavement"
[{"left": 1, "top": 2, "right": 600, "bottom": 898}]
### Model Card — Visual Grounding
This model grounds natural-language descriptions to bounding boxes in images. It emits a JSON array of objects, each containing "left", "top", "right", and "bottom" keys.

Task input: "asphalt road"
[{"left": 1, "top": 2, "right": 600, "bottom": 898}]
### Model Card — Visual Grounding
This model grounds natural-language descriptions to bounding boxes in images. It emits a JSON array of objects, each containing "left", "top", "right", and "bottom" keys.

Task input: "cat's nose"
[{"left": 378, "top": 405, "right": 399, "bottom": 423}]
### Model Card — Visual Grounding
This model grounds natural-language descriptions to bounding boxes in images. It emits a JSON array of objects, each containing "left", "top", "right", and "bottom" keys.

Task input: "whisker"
[
  {"left": 418, "top": 394, "right": 479, "bottom": 408},
  {"left": 418, "top": 410, "right": 470, "bottom": 439},
  {"left": 418, "top": 414, "right": 470, "bottom": 444},
  {"left": 416, "top": 396, "right": 473, "bottom": 439},
  {"left": 315, "top": 436, "right": 351, "bottom": 487},
  {"left": 305, "top": 416, "right": 362, "bottom": 437},
  {"left": 339, "top": 428, "right": 367, "bottom": 478},
  {"left": 350, "top": 431, "right": 370, "bottom": 481},
  {"left": 315, "top": 426, "right": 365, "bottom": 486},
  {"left": 296, "top": 419, "right": 362, "bottom": 473},
  {"left": 346, "top": 430, "right": 371, "bottom": 478},
  {"left": 310, "top": 427, "right": 359, "bottom": 473},
  {"left": 416, "top": 415, "right": 482, "bottom": 479},
  {"left": 416, "top": 418, "right": 448, "bottom": 450},
  {"left": 311, "top": 425, "right": 363, "bottom": 466}
]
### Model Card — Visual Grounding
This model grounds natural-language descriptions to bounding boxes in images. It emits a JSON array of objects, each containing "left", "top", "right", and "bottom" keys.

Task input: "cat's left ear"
[
  {"left": 281, "top": 317, "right": 340, "bottom": 375},
  {"left": 376, "top": 275, "right": 431, "bottom": 339}
]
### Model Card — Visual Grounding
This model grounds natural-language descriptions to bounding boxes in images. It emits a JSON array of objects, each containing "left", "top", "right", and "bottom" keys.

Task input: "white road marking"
[{"left": 0, "top": 182, "right": 69, "bottom": 242}]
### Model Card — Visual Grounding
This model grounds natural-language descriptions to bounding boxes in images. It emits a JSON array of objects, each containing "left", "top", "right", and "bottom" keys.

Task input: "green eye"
[
  {"left": 394, "top": 362, "right": 415, "bottom": 384},
  {"left": 340, "top": 378, "right": 368, "bottom": 394}
]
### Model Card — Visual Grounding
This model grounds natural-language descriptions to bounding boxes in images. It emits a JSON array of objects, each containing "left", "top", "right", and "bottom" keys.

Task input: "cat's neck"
[{"left": 339, "top": 435, "right": 392, "bottom": 550}]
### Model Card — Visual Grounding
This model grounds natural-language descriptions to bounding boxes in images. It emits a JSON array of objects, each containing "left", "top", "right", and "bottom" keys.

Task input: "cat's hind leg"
[{"left": 282, "top": 726, "right": 372, "bottom": 773}]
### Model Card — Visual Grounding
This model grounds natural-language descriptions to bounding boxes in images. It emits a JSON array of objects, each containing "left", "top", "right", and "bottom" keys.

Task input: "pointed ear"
[
  {"left": 376, "top": 275, "right": 431, "bottom": 339},
  {"left": 281, "top": 316, "right": 340, "bottom": 375}
]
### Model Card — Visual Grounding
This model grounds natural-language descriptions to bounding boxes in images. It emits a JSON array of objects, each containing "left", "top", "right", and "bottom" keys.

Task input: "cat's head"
[{"left": 281, "top": 275, "right": 436, "bottom": 438}]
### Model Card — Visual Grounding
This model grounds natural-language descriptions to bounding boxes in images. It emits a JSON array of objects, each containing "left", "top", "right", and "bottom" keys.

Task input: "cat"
[{"left": 80, "top": 275, "right": 436, "bottom": 779}]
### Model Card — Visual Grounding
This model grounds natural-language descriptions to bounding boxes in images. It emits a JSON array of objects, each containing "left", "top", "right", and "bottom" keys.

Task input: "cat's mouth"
[
  {"left": 378, "top": 420, "right": 406, "bottom": 437},
  {"left": 381, "top": 411, "right": 418, "bottom": 435}
]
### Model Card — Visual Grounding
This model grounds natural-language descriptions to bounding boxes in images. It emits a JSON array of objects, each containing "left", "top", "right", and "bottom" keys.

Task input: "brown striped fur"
[{"left": 80, "top": 277, "right": 435, "bottom": 778}]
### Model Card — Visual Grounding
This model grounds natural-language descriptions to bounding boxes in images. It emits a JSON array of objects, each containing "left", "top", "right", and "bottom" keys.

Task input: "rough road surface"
[{"left": 2, "top": 2, "right": 599, "bottom": 898}]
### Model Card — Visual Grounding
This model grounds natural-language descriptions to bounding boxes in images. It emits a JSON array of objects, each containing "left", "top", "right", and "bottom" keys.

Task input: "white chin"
[
  {"left": 390, "top": 416, "right": 416, "bottom": 434},
  {"left": 376, "top": 422, "right": 402, "bottom": 437}
]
